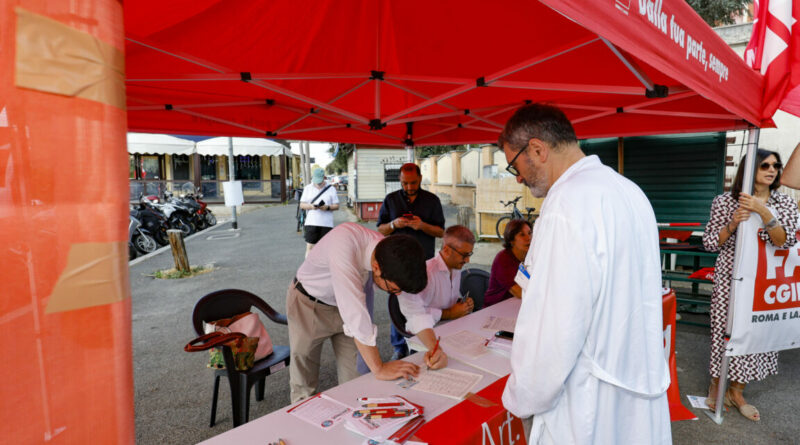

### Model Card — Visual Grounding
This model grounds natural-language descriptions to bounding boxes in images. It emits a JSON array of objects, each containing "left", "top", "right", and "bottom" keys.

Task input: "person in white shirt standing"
[
  {"left": 397, "top": 225, "right": 476, "bottom": 368},
  {"left": 498, "top": 104, "right": 672, "bottom": 445},
  {"left": 299, "top": 168, "right": 339, "bottom": 257},
  {"left": 287, "top": 222, "right": 438, "bottom": 403}
]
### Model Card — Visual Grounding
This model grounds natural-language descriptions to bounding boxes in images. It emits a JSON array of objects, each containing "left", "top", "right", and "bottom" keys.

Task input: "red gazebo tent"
[
  {"left": 124, "top": 0, "right": 764, "bottom": 146},
  {"left": 3, "top": 1, "right": 769, "bottom": 443}
]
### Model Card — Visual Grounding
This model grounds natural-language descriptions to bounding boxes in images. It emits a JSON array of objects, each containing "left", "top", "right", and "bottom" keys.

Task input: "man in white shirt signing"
[
  {"left": 397, "top": 225, "right": 476, "bottom": 368},
  {"left": 499, "top": 104, "right": 671, "bottom": 445},
  {"left": 287, "top": 222, "right": 436, "bottom": 403}
]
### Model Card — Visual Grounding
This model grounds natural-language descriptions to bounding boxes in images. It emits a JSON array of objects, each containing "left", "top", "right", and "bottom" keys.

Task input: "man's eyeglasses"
[
  {"left": 759, "top": 162, "right": 783, "bottom": 171},
  {"left": 447, "top": 244, "right": 473, "bottom": 259},
  {"left": 377, "top": 272, "right": 402, "bottom": 294},
  {"left": 505, "top": 146, "right": 527, "bottom": 177}
]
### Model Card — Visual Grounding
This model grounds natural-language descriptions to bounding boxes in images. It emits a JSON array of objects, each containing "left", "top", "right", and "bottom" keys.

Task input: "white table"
[
  {"left": 407, "top": 298, "right": 521, "bottom": 376},
  {"left": 200, "top": 298, "right": 523, "bottom": 445},
  {"left": 198, "top": 353, "right": 497, "bottom": 444}
]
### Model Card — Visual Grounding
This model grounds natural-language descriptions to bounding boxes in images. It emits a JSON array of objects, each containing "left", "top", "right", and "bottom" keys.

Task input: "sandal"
[{"left": 724, "top": 386, "right": 760, "bottom": 421}]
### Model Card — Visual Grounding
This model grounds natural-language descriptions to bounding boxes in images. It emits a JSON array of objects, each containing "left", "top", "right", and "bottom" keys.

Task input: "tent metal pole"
[
  {"left": 227, "top": 137, "right": 238, "bottom": 230},
  {"left": 489, "top": 80, "right": 644, "bottom": 95},
  {"left": 705, "top": 127, "right": 759, "bottom": 425},
  {"left": 304, "top": 142, "right": 312, "bottom": 181},
  {"left": 281, "top": 125, "right": 351, "bottom": 136},
  {"left": 248, "top": 79, "right": 371, "bottom": 124},
  {"left": 600, "top": 37, "right": 655, "bottom": 91}
]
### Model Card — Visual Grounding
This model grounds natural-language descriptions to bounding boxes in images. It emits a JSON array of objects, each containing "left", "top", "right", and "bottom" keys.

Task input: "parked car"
[{"left": 334, "top": 175, "right": 348, "bottom": 191}]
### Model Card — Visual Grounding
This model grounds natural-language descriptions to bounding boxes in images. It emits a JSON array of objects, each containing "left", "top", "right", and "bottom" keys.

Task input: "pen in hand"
[{"left": 426, "top": 336, "right": 441, "bottom": 370}]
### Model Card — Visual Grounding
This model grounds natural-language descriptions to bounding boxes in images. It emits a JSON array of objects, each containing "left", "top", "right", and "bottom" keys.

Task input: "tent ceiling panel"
[{"left": 124, "top": 0, "right": 764, "bottom": 146}]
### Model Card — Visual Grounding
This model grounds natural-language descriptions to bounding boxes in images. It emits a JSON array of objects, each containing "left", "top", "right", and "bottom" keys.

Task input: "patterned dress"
[{"left": 702, "top": 190, "right": 798, "bottom": 382}]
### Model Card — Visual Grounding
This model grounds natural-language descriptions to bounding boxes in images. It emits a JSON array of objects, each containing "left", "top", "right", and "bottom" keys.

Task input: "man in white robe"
[{"left": 498, "top": 104, "right": 672, "bottom": 445}]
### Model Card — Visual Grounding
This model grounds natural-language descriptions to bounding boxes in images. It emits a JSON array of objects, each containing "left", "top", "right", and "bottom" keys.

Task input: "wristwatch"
[{"left": 390, "top": 221, "right": 395, "bottom": 230}]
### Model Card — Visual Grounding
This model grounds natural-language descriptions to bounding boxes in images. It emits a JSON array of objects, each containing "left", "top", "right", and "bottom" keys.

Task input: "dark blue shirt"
[{"left": 377, "top": 188, "right": 445, "bottom": 259}]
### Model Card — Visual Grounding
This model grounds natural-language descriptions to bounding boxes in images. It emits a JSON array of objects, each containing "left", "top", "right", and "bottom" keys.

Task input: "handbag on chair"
[
  {"left": 184, "top": 331, "right": 259, "bottom": 371},
  {"left": 203, "top": 312, "right": 274, "bottom": 370}
]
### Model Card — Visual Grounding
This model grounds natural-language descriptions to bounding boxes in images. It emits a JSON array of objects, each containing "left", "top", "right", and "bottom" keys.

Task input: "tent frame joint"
[
  {"left": 476, "top": 77, "right": 488, "bottom": 87},
  {"left": 370, "top": 70, "right": 385, "bottom": 80},
  {"left": 240, "top": 72, "right": 252, "bottom": 82},
  {"left": 369, "top": 119, "right": 386, "bottom": 130},
  {"left": 645, "top": 85, "right": 668, "bottom": 98}
]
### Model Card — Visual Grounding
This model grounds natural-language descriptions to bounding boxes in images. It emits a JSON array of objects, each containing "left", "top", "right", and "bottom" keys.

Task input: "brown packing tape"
[
  {"left": 46, "top": 241, "right": 130, "bottom": 314},
  {"left": 14, "top": 7, "right": 126, "bottom": 109}
]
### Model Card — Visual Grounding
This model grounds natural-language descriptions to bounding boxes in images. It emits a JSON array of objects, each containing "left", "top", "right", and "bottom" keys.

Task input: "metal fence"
[{"left": 130, "top": 179, "right": 285, "bottom": 203}]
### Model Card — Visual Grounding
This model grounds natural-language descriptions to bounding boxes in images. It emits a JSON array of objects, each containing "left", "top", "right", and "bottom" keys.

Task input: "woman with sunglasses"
[{"left": 702, "top": 149, "right": 798, "bottom": 421}]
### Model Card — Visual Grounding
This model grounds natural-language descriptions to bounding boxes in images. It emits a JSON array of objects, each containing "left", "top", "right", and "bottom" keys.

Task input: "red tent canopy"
[{"left": 124, "top": 0, "right": 764, "bottom": 147}]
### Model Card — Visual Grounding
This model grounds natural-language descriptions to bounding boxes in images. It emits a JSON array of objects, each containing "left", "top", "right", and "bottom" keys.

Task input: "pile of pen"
[{"left": 355, "top": 402, "right": 414, "bottom": 419}]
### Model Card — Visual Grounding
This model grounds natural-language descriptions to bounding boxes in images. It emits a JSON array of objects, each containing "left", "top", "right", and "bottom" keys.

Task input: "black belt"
[{"left": 293, "top": 278, "right": 333, "bottom": 306}]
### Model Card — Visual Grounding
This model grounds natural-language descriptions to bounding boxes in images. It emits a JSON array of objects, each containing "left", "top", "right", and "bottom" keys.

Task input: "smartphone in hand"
[
  {"left": 403, "top": 213, "right": 414, "bottom": 219},
  {"left": 495, "top": 330, "right": 514, "bottom": 341}
]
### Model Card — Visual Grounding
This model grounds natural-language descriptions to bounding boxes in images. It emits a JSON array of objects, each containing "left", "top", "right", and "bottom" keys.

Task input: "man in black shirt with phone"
[{"left": 377, "top": 162, "right": 445, "bottom": 359}]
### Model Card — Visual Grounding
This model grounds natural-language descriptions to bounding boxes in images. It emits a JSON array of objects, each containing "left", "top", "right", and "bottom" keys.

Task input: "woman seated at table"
[{"left": 484, "top": 219, "right": 532, "bottom": 307}]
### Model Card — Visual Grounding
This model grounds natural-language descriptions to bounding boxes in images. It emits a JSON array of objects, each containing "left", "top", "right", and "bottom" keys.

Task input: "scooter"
[
  {"left": 143, "top": 195, "right": 194, "bottom": 236},
  {"left": 129, "top": 214, "right": 158, "bottom": 255},
  {"left": 132, "top": 200, "right": 170, "bottom": 246}
]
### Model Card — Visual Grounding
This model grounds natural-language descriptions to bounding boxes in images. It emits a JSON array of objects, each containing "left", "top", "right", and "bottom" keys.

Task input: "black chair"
[
  {"left": 460, "top": 268, "right": 490, "bottom": 311},
  {"left": 192, "top": 289, "right": 290, "bottom": 427},
  {"left": 387, "top": 293, "right": 413, "bottom": 338}
]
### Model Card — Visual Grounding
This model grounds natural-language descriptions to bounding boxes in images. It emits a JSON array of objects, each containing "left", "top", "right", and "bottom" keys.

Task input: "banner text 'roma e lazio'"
[{"left": 728, "top": 214, "right": 800, "bottom": 356}]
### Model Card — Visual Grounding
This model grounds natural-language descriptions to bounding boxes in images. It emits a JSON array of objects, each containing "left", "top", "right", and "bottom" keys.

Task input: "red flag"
[{"left": 746, "top": 0, "right": 800, "bottom": 121}]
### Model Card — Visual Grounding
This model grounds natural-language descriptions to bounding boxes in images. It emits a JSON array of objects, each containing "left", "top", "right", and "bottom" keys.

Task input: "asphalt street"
[{"left": 131, "top": 199, "right": 800, "bottom": 444}]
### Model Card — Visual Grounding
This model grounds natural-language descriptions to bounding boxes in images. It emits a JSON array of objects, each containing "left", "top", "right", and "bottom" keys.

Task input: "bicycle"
[
  {"left": 495, "top": 196, "right": 536, "bottom": 240},
  {"left": 293, "top": 189, "right": 306, "bottom": 233}
]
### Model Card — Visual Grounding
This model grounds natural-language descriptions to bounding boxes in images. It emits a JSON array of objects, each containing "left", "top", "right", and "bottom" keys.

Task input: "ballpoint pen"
[
  {"left": 426, "top": 336, "right": 441, "bottom": 370},
  {"left": 361, "top": 402, "right": 405, "bottom": 408}
]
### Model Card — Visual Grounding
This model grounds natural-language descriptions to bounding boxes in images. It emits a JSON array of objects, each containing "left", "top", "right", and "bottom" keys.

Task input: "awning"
[
  {"left": 127, "top": 132, "right": 195, "bottom": 155},
  {"left": 124, "top": 1, "right": 765, "bottom": 146},
  {"left": 196, "top": 137, "right": 292, "bottom": 156}
]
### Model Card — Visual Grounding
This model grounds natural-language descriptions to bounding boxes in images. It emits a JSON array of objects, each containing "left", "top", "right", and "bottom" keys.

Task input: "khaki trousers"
[{"left": 286, "top": 283, "right": 359, "bottom": 403}]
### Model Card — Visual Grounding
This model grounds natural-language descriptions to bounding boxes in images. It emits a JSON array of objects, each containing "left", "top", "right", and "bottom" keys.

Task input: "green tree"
[
  {"left": 686, "top": 0, "right": 750, "bottom": 26},
  {"left": 325, "top": 143, "right": 353, "bottom": 175},
  {"left": 415, "top": 145, "right": 465, "bottom": 158}
]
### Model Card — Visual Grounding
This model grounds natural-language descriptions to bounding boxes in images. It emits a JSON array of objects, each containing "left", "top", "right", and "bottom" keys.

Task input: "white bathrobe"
[{"left": 502, "top": 155, "right": 672, "bottom": 445}]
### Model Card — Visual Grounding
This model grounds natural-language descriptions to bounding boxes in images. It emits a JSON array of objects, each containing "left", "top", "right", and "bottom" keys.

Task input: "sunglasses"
[
  {"left": 505, "top": 146, "right": 527, "bottom": 176},
  {"left": 759, "top": 162, "right": 782, "bottom": 171}
]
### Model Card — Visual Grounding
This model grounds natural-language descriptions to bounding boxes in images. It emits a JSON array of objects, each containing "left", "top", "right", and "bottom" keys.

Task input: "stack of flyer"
[{"left": 343, "top": 395, "right": 425, "bottom": 444}]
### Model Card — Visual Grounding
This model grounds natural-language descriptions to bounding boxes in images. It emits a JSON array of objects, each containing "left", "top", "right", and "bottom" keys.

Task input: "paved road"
[{"left": 131, "top": 201, "right": 799, "bottom": 444}]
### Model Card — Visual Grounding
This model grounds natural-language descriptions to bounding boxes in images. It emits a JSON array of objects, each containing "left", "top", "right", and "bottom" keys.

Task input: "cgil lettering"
[
  {"left": 639, "top": 0, "right": 667, "bottom": 34},
  {"left": 763, "top": 283, "right": 800, "bottom": 304}
]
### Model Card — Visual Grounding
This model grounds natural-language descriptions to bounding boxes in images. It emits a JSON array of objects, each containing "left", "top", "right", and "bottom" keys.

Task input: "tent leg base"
[{"left": 703, "top": 408, "right": 724, "bottom": 425}]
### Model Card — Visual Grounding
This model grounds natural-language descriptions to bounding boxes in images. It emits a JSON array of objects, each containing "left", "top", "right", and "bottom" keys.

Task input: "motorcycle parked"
[
  {"left": 175, "top": 187, "right": 216, "bottom": 230},
  {"left": 142, "top": 194, "right": 195, "bottom": 236},
  {"left": 165, "top": 191, "right": 205, "bottom": 232},
  {"left": 129, "top": 214, "right": 158, "bottom": 255},
  {"left": 132, "top": 200, "right": 170, "bottom": 246}
]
